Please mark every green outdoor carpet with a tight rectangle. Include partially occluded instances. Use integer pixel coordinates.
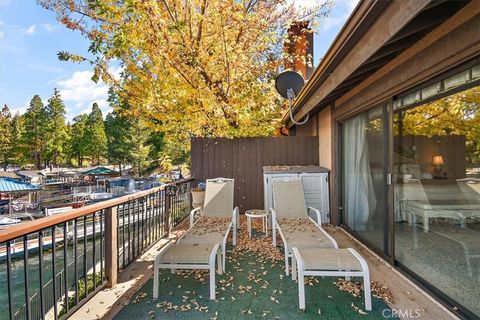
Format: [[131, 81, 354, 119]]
[[114, 232, 396, 320]]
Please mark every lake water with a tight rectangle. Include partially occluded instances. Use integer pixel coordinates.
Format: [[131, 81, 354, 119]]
[[0, 238, 102, 320]]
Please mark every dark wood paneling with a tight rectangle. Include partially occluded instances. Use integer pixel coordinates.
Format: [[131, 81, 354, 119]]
[[191, 137, 319, 212]]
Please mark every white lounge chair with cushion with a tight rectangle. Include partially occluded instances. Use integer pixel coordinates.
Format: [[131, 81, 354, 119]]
[[291, 247, 372, 311], [270, 179, 338, 275], [182, 178, 238, 272], [152, 178, 237, 299], [153, 242, 221, 300]]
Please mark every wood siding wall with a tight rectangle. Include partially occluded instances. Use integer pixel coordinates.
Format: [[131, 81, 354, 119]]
[[191, 137, 319, 212]]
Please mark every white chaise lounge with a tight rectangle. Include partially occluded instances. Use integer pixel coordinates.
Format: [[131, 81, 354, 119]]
[[182, 178, 238, 272], [270, 179, 338, 275], [152, 178, 237, 299]]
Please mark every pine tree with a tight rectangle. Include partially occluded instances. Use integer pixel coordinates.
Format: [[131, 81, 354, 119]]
[[146, 125, 166, 173], [71, 114, 89, 166], [64, 122, 73, 165], [84, 103, 107, 164], [127, 117, 150, 176], [23, 95, 49, 169], [0, 105, 12, 170], [9, 112, 26, 167], [45, 88, 69, 167], [105, 111, 130, 173]]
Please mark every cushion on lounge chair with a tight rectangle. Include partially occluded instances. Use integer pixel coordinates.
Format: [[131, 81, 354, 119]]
[[278, 218, 335, 249], [182, 217, 231, 244], [283, 233, 335, 249], [159, 244, 215, 264], [272, 180, 307, 219], [278, 218, 319, 232], [203, 178, 234, 218], [190, 217, 232, 234], [181, 232, 225, 245], [298, 248, 362, 271]]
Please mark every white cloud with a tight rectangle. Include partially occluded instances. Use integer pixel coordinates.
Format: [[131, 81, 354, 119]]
[[57, 70, 108, 100], [42, 23, 57, 33], [56, 70, 112, 119], [9, 101, 29, 117], [46, 74, 69, 86], [111, 65, 123, 80], [11, 67, 121, 120], [24, 24, 36, 35]]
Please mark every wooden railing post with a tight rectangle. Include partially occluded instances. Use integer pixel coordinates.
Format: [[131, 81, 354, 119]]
[[105, 206, 118, 287]]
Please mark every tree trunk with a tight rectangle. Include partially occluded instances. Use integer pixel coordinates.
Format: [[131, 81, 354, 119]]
[[35, 153, 41, 170]]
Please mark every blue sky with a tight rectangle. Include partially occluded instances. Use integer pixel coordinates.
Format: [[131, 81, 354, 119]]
[[0, 0, 357, 121]]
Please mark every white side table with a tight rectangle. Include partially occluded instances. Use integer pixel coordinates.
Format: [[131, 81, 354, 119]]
[[245, 209, 269, 238]]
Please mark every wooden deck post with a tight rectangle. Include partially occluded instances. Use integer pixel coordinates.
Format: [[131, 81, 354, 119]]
[[105, 206, 118, 287]]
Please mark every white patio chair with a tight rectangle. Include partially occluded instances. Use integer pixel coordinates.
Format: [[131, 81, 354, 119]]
[[270, 179, 338, 275], [180, 178, 238, 272], [291, 247, 372, 311]]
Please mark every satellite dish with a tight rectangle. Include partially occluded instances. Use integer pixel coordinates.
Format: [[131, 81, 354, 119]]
[[275, 71, 305, 99], [275, 71, 309, 125]]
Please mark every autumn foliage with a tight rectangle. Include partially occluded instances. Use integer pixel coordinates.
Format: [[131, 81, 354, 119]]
[[39, 0, 332, 147]]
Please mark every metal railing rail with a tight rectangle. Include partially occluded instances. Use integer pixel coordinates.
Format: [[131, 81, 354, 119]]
[[0, 178, 193, 320]]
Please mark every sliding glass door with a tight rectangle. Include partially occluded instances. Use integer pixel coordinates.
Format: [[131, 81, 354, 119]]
[[393, 83, 480, 317], [342, 105, 388, 254], [341, 64, 480, 318]]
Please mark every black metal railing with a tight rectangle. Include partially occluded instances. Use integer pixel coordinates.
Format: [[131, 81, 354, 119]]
[[117, 180, 192, 269], [1, 211, 106, 320], [0, 178, 193, 320]]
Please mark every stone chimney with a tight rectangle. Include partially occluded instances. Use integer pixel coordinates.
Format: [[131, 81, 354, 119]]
[[284, 21, 314, 80]]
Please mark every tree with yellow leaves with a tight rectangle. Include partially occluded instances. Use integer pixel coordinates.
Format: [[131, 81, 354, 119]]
[[39, 0, 332, 151]]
